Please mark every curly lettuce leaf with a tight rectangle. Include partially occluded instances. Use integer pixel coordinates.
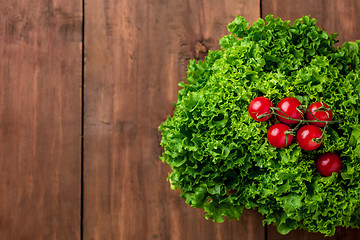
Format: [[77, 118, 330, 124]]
[[159, 15, 360, 236]]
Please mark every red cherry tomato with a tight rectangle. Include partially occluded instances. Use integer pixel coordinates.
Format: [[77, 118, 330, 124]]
[[306, 102, 333, 127], [276, 97, 304, 124], [316, 153, 341, 176], [248, 97, 273, 122], [296, 125, 323, 151], [267, 123, 293, 148]]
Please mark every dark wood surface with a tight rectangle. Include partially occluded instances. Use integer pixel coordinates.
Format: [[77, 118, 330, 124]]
[[83, 0, 262, 240], [262, 0, 360, 44], [1, 0, 360, 239], [0, 0, 82, 239], [263, 1, 360, 239]]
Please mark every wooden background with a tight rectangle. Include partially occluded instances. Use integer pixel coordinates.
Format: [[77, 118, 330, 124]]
[[0, 0, 359, 239]]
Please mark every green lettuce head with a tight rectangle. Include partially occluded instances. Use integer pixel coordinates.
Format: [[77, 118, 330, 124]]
[[159, 15, 360, 236]]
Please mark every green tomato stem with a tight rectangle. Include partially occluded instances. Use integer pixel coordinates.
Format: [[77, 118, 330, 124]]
[[314, 124, 327, 143], [269, 107, 341, 124]]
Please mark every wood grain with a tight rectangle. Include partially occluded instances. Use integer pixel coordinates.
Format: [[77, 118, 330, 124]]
[[262, 0, 360, 239], [0, 0, 82, 239], [83, 0, 262, 239], [262, 0, 360, 44]]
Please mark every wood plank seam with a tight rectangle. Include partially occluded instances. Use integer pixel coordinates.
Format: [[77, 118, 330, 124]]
[[81, 0, 85, 239]]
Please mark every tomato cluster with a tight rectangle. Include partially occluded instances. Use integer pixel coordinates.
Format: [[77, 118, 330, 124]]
[[248, 96, 341, 176]]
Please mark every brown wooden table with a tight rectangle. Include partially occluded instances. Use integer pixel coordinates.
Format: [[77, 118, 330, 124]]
[[0, 0, 359, 239]]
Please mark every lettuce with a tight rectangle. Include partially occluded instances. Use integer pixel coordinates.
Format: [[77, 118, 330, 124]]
[[159, 15, 360, 236]]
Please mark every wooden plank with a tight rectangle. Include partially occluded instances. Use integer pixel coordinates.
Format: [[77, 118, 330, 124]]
[[262, 0, 360, 43], [262, 0, 360, 239], [83, 1, 263, 239], [0, 1, 82, 239]]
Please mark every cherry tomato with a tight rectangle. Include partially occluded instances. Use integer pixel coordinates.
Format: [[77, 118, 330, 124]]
[[306, 102, 333, 127], [248, 97, 273, 122], [267, 123, 293, 148], [316, 153, 341, 176], [296, 125, 323, 151], [276, 97, 304, 124]]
